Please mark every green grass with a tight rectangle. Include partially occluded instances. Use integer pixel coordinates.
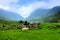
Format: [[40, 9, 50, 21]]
[[0, 29, 60, 40], [0, 20, 60, 40]]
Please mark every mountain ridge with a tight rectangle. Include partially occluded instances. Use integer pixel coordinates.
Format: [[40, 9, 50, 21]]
[[0, 9, 24, 21], [26, 6, 60, 23]]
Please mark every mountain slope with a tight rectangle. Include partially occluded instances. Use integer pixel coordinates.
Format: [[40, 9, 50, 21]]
[[0, 9, 24, 21], [44, 6, 60, 23], [27, 6, 60, 23], [26, 9, 50, 21]]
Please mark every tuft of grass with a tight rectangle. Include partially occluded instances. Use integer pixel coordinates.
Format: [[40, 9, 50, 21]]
[[0, 29, 60, 40]]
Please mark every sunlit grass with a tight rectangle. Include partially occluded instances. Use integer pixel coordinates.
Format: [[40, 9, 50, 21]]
[[0, 29, 60, 40], [0, 23, 60, 40]]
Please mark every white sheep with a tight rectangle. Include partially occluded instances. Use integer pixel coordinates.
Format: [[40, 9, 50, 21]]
[[22, 27, 29, 31]]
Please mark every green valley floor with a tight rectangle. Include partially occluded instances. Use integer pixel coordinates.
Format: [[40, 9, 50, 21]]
[[0, 29, 60, 40]]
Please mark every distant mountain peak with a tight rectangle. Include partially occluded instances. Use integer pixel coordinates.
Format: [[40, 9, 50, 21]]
[[27, 6, 60, 23], [0, 9, 24, 21]]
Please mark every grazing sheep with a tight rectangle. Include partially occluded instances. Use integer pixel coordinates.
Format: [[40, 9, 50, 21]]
[[22, 27, 29, 31]]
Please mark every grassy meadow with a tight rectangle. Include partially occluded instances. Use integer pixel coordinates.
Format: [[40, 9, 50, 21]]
[[0, 21, 60, 40], [0, 28, 60, 40]]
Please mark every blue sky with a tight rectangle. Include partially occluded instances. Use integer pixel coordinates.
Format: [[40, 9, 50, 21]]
[[0, 0, 60, 18]]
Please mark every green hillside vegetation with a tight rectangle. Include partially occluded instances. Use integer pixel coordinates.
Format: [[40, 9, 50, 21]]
[[0, 23, 60, 40], [0, 20, 60, 40], [44, 11, 60, 23], [0, 29, 60, 40], [29, 10, 60, 23], [27, 6, 60, 23], [0, 20, 21, 30]]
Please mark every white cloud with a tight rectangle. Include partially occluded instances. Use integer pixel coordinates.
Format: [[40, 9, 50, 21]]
[[17, 1, 48, 18], [46, 0, 60, 8], [0, 0, 60, 18], [0, 0, 19, 10], [17, 5, 33, 18], [0, 5, 9, 10]]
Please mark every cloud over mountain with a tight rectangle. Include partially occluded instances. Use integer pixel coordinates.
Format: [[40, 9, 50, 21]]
[[0, 0, 60, 18]]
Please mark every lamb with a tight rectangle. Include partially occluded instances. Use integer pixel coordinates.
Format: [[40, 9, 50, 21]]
[[22, 27, 29, 31]]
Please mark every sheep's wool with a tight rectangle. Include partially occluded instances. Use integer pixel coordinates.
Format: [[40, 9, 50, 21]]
[[22, 28, 29, 31]]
